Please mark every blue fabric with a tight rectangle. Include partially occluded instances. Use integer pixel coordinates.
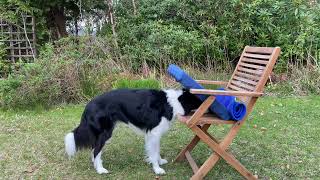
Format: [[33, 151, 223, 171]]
[[167, 64, 246, 121]]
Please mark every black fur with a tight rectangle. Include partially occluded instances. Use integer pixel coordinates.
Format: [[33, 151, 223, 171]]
[[70, 88, 202, 158]]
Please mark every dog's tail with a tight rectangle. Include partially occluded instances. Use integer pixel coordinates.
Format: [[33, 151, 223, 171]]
[[64, 121, 96, 158], [64, 132, 77, 157]]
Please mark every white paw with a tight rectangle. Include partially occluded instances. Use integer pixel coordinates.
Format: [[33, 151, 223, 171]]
[[159, 159, 168, 165], [154, 167, 166, 175], [96, 167, 109, 174]]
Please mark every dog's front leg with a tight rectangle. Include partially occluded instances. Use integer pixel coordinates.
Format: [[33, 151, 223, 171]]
[[145, 134, 166, 175]]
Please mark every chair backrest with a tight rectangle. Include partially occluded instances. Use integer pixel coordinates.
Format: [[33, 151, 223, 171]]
[[226, 46, 281, 104]]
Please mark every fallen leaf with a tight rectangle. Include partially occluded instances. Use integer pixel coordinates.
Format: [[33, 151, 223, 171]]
[[24, 165, 38, 174]]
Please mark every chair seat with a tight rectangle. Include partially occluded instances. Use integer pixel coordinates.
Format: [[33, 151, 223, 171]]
[[178, 113, 237, 125]]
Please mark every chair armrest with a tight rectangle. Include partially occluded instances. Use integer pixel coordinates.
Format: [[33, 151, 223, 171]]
[[195, 80, 228, 86], [190, 89, 263, 97]]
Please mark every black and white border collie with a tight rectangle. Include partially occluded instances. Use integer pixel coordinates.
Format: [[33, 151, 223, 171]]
[[64, 88, 201, 175]]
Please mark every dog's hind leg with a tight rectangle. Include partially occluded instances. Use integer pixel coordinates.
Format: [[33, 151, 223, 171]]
[[93, 130, 112, 174]]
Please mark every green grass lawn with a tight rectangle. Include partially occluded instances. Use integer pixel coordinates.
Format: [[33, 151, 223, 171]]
[[1, 96, 320, 179]]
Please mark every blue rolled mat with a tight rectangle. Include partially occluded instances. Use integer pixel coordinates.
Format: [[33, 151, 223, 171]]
[[167, 64, 246, 121]]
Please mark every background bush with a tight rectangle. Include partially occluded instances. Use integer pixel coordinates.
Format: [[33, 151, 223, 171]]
[[1, 0, 320, 109], [0, 37, 122, 108], [104, 0, 320, 72]]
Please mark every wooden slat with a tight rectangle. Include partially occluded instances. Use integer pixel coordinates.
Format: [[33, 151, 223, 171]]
[[179, 114, 236, 125], [196, 80, 229, 86], [197, 119, 236, 125], [233, 75, 258, 86], [245, 46, 274, 54], [239, 62, 265, 70], [190, 89, 263, 97], [234, 71, 261, 81], [5, 47, 34, 50], [242, 57, 269, 65], [230, 80, 255, 91], [227, 84, 244, 91], [0, 39, 34, 42], [238, 66, 263, 75], [1, 32, 33, 34], [254, 47, 281, 92], [6, 55, 34, 57], [185, 151, 199, 174], [243, 53, 271, 60]]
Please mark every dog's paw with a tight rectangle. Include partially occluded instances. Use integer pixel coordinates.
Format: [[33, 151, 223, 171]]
[[159, 158, 168, 165], [154, 167, 166, 175], [96, 167, 109, 174]]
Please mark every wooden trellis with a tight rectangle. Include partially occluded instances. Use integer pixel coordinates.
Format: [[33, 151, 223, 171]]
[[0, 15, 36, 62]]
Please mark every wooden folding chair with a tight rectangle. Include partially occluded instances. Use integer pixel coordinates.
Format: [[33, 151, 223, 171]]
[[174, 46, 281, 180]]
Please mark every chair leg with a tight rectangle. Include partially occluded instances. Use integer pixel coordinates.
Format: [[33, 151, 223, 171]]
[[199, 104, 258, 176], [190, 133, 221, 180], [193, 122, 244, 177], [191, 153, 219, 180], [174, 124, 211, 162], [191, 126, 257, 180]]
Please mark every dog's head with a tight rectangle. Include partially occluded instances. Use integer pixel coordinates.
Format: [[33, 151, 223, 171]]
[[178, 88, 203, 115]]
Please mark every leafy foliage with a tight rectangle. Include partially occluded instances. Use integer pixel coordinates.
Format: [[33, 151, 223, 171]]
[[1, 0, 320, 108], [101, 0, 320, 72], [0, 36, 121, 108]]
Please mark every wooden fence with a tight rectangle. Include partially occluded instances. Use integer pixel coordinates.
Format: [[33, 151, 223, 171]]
[[0, 15, 36, 62]]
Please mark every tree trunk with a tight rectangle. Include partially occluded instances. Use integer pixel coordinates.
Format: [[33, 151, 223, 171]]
[[132, 0, 137, 16], [47, 6, 68, 39], [74, 18, 78, 36], [107, 0, 118, 48]]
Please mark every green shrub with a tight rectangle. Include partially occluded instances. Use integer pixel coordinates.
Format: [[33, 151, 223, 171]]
[[0, 36, 122, 109], [112, 78, 161, 89], [116, 21, 204, 71], [100, 0, 320, 72], [0, 76, 22, 106]]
